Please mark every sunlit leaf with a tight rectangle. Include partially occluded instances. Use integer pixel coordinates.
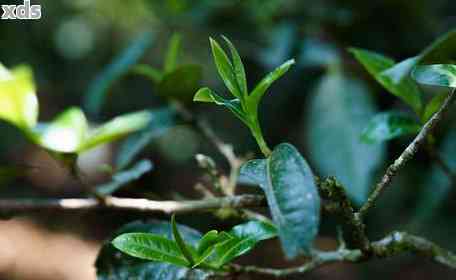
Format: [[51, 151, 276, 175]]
[[0, 64, 38, 131], [239, 143, 320, 258], [361, 112, 420, 143], [95, 159, 153, 195]]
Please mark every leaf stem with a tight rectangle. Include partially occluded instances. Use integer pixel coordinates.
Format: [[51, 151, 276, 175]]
[[250, 119, 271, 157]]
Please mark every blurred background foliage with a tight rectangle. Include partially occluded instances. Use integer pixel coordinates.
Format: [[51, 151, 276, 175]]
[[1, 0, 456, 279]]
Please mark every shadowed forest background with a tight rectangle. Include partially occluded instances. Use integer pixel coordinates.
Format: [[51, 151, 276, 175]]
[[0, 0, 456, 279]]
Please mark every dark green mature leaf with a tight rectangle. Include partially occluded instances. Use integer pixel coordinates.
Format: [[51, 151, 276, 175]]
[[97, 220, 208, 280], [112, 233, 189, 267], [247, 59, 295, 114], [84, 32, 154, 117], [239, 143, 320, 258], [194, 88, 249, 125], [116, 108, 175, 169], [222, 36, 248, 95], [304, 71, 385, 204], [412, 64, 456, 88], [209, 38, 242, 99], [171, 215, 195, 266], [361, 112, 420, 143], [158, 65, 202, 103], [164, 33, 182, 74], [350, 48, 422, 113], [96, 159, 153, 195], [381, 29, 456, 85]]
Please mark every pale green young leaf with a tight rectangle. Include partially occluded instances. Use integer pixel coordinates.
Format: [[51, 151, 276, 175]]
[[209, 38, 242, 99], [112, 233, 189, 267], [222, 36, 248, 95], [0, 64, 38, 131], [171, 215, 195, 267]]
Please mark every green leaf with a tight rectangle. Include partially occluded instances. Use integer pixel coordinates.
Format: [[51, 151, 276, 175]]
[[304, 71, 385, 204], [422, 93, 448, 122], [112, 233, 189, 267], [248, 59, 295, 114], [349, 48, 422, 113], [193, 230, 220, 268], [84, 32, 154, 117], [0, 64, 38, 131], [79, 110, 151, 152], [193, 88, 249, 126], [209, 38, 242, 99], [97, 220, 208, 280], [222, 36, 248, 95], [382, 29, 456, 84], [171, 215, 195, 266], [35, 107, 88, 153], [158, 65, 202, 103], [239, 143, 320, 258], [95, 159, 153, 196], [164, 33, 182, 74], [412, 64, 456, 88], [116, 108, 175, 170], [361, 112, 421, 143], [132, 64, 163, 83]]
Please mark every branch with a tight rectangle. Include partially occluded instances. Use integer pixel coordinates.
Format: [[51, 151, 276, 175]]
[[227, 231, 456, 277], [358, 89, 456, 218]]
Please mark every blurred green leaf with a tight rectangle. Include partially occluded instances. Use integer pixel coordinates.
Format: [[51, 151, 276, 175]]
[[116, 108, 175, 170], [158, 65, 202, 103], [361, 112, 420, 143], [350, 48, 422, 114], [305, 71, 385, 204], [239, 143, 320, 258], [95, 159, 153, 196], [0, 64, 38, 131], [164, 33, 182, 74], [132, 64, 163, 83], [84, 32, 154, 117], [171, 215, 195, 267], [422, 93, 449, 122], [35, 107, 88, 153], [194, 88, 249, 125], [112, 233, 190, 267], [412, 64, 456, 88], [80, 110, 151, 152], [381, 29, 456, 85], [100, 220, 208, 280], [209, 37, 243, 99]]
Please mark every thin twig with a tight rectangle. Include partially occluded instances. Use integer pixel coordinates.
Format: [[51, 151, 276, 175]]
[[358, 89, 456, 218]]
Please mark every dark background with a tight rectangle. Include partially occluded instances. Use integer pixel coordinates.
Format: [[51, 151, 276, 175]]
[[0, 0, 455, 279]]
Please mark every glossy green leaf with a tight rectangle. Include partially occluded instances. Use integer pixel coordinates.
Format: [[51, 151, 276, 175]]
[[248, 59, 295, 113], [412, 64, 456, 88], [422, 93, 448, 122], [158, 65, 202, 103], [96, 159, 153, 195], [171, 215, 195, 266], [194, 88, 249, 125], [349, 48, 422, 113], [132, 64, 163, 83], [0, 64, 38, 131], [361, 112, 420, 143], [35, 107, 88, 153], [84, 32, 154, 117], [304, 71, 385, 204], [209, 38, 242, 99], [193, 230, 219, 268], [112, 233, 189, 267], [116, 108, 175, 169], [239, 143, 320, 258], [381, 29, 456, 84], [80, 110, 151, 152], [98, 220, 208, 280], [222, 36, 248, 95], [164, 33, 182, 73]]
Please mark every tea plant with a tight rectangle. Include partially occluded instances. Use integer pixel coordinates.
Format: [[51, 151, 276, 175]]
[[1, 31, 456, 280]]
